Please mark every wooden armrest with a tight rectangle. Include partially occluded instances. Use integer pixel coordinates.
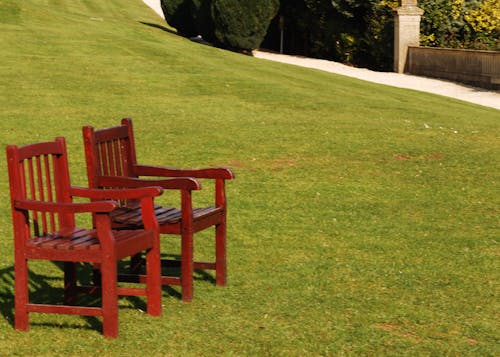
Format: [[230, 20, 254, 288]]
[[70, 186, 164, 200], [71, 186, 161, 232], [134, 165, 235, 180], [93, 176, 201, 191], [14, 199, 116, 214]]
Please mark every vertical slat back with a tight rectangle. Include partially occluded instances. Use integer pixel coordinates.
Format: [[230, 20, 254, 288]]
[[25, 153, 57, 236], [121, 118, 138, 169], [113, 138, 124, 176], [83, 122, 137, 208], [96, 138, 126, 177], [98, 141, 110, 176], [25, 157, 39, 235], [44, 154, 57, 230], [6, 139, 72, 238], [87, 122, 136, 180]]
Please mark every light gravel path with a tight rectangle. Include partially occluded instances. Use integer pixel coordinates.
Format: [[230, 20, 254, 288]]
[[143, 0, 499, 110]]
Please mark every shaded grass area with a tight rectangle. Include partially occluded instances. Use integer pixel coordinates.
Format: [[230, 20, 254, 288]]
[[0, 0, 499, 355]]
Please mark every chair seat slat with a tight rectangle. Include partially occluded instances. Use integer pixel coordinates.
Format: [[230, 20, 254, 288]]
[[26, 228, 152, 252], [110, 205, 221, 227]]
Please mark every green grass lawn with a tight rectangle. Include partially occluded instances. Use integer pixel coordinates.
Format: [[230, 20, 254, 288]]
[[1, 0, 499, 355]]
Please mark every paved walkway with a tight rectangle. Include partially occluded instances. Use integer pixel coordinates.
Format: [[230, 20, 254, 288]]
[[142, 0, 499, 110]]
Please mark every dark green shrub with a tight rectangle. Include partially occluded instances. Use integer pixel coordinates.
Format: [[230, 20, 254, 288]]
[[160, 0, 198, 36], [211, 0, 280, 51], [160, 0, 213, 37], [355, 2, 395, 71], [266, 0, 383, 66], [161, 0, 277, 51], [190, 0, 215, 40]]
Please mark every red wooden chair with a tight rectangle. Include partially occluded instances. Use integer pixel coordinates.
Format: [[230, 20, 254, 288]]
[[6, 137, 163, 338], [82, 118, 234, 302]]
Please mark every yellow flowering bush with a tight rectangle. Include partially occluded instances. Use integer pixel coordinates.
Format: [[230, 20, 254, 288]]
[[465, 0, 500, 33], [419, 0, 499, 50]]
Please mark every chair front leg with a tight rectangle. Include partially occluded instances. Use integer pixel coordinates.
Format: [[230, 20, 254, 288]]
[[14, 257, 29, 331], [145, 245, 162, 316], [181, 189, 194, 303], [215, 221, 227, 286], [100, 256, 118, 338], [96, 215, 119, 338], [215, 178, 228, 286]]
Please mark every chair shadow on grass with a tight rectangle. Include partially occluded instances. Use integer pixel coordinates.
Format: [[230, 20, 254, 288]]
[[49, 252, 217, 301], [119, 253, 217, 300], [0, 266, 15, 325], [0, 254, 216, 331], [139, 22, 177, 35], [0, 264, 101, 332], [161, 253, 216, 280]]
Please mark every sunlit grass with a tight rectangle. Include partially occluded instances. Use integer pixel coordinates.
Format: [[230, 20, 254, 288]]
[[0, 0, 498, 355]]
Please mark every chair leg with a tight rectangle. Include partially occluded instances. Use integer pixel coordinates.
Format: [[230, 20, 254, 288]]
[[215, 223, 227, 286], [181, 230, 194, 302], [145, 245, 162, 316], [100, 259, 118, 338], [14, 257, 29, 331], [63, 262, 78, 305]]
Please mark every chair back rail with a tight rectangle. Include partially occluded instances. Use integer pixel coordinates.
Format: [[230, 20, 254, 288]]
[[7, 138, 73, 239], [84, 119, 138, 188]]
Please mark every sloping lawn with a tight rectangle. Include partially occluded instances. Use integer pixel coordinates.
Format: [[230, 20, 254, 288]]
[[0, 0, 498, 355]]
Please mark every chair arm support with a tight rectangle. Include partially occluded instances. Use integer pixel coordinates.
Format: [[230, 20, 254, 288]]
[[70, 185, 164, 200], [14, 199, 117, 214], [134, 165, 235, 180], [93, 175, 201, 191]]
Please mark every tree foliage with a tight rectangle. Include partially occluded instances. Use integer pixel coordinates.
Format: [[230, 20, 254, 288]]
[[265, 0, 396, 70], [263, 0, 498, 70], [419, 0, 499, 50], [160, 0, 279, 51]]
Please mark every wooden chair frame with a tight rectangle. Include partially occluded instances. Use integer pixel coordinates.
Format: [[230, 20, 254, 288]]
[[7, 137, 163, 338], [82, 118, 234, 301]]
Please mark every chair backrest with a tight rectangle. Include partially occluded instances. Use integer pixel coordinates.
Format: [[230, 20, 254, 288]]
[[83, 118, 138, 189], [6, 137, 75, 238]]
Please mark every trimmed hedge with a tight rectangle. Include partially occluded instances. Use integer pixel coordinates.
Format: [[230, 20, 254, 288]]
[[211, 0, 279, 51], [160, 0, 197, 36], [191, 0, 214, 41], [160, 0, 279, 51]]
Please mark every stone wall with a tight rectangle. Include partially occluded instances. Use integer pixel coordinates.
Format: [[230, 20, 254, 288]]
[[406, 47, 500, 90]]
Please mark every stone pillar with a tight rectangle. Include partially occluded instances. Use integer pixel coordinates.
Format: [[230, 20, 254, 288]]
[[394, 0, 424, 73]]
